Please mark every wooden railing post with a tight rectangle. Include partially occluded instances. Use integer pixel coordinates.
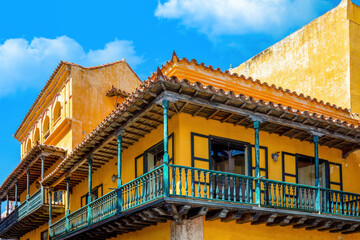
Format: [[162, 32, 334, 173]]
[[314, 135, 321, 212], [0, 201, 2, 221], [66, 177, 70, 233], [162, 100, 170, 198], [48, 188, 52, 238], [116, 130, 124, 213], [26, 168, 30, 199], [87, 156, 93, 225], [254, 121, 261, 205]]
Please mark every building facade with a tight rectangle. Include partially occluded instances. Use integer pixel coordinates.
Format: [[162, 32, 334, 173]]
[[1, 1, 360, 239]]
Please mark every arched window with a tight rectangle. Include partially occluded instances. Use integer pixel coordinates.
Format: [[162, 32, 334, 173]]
[[26, 139, 32, 153], [43, 116, 50, 139], [34, 128, 40, 144], [53, 102, 61, 123]]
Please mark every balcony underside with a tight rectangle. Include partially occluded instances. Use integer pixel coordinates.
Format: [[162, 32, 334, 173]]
[[55, 197, 360, 240], [0, 205, 64, 239]]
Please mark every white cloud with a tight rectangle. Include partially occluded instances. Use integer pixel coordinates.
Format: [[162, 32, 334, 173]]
[[0, 36, 143, 96], [155, 0, 331, 36]]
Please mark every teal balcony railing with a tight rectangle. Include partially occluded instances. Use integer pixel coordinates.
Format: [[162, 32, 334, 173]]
[[49, 164, 360, 239], [0, 188, 65, 238], [50, 165, 164, 239]]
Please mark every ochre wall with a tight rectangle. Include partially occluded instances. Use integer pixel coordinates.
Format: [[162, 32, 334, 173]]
[[71, 61, 141, 149], [232, 0, 353, 112]]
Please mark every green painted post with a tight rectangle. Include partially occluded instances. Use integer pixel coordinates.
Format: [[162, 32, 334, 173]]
[[314, 135, 321, 211], [116, 131, 124, 214], [117, 134, 123, 188], [26, 169, 29, 199], [48, 189, 52, 238], [41, 155, 45, 205], [254, 121, 261, 205], [163, 100, 170, 197], [66, 177, 70, 233], [87, 156, 93, 225]]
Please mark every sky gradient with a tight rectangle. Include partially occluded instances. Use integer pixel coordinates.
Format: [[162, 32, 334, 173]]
[[0, 0, 355, 205]]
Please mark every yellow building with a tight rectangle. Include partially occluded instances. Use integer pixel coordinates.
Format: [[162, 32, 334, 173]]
[[1, 1, 360, 239]]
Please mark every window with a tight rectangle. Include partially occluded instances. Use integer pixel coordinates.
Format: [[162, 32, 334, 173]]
[[43, 116, 50, 139], [81, 184, 103, 207], [297, 155, 326, 187], [34, 128, 40, 144], [53, 102, 61, 123], [135, 134, 174, 177], [41, 230, 48, 240], [210, 137, 249, 175]]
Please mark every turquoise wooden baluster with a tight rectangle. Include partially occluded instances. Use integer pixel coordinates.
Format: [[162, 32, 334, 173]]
[[352, 195, 355, 216], [306, 188, 310, 210], [268, 182, 272, 206], [179, 168, 182, 196], [191, 169, 195, 197], [249, 179, 253, 203], [356, 196, 359, 216], [292, 185, 296, 209], [282, 184, 286, 208], [239, 178, 243, 203], [273, 183, 277, 206], [185, 168, 188, 196], [310, 189, 314, 210], [263, 181, 267, 205], [216, 175, 219, 199], [300, 188, 305, 210], [222, 175, 225, 200], [228, 176, 231, 201], [210, 173, 213, 199], [233, 177, 237, 202], [344, 194, 348, 215], [340, 193, 343, 214], [278, 183, 281, 207], [204, 172, 207, 198], [198, 170, 201, 198], [172, 167, 176, 195], [287, 185, 291, 208]]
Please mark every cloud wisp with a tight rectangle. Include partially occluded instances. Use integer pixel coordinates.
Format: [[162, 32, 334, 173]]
[[155, 0, 331, 37], [0, 36, 143, 96]]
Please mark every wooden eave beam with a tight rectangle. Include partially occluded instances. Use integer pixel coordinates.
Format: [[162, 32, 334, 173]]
[[160, 91, 360, 146]]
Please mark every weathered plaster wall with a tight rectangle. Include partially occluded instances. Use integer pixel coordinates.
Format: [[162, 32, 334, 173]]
[[71, 61, 141, 149], [232, 0, 353, 112]]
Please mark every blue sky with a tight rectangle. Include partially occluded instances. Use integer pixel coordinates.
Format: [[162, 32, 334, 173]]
[[0, 0, 354, 203]]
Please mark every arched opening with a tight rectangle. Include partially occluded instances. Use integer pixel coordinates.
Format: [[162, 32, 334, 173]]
[[43, 116, 50, 139], [26, 139, 32, 153], [34, 128, 40, 144], [53, 102, 61, 123]]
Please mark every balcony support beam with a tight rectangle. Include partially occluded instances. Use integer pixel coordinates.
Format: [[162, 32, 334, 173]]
[[87, 155, 93, 225], [163, 100, 170, 198], [116, 131, 125, 188], [254, 120, 261, 205], [66, 177, 70, 233], [314, 134, 321, 211], [26, 168, 29, 199], [48, 188, 52, 238]]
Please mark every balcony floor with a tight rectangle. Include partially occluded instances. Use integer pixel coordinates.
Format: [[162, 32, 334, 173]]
[[0, 204, 64, 239], [54, 196, 360, 240]]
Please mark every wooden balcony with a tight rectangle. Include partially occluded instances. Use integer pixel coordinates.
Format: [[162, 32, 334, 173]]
[[0, 188, 65, 239], [49, 164, 360, 239]]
